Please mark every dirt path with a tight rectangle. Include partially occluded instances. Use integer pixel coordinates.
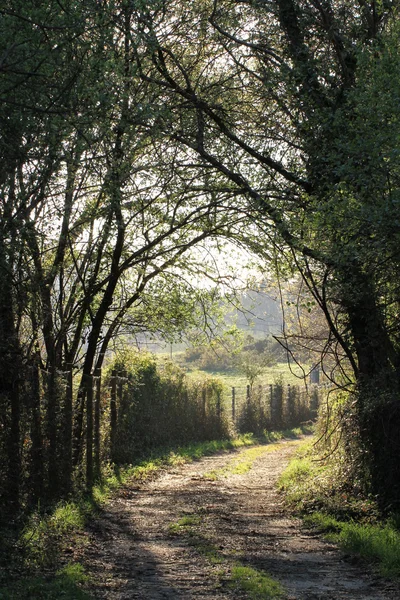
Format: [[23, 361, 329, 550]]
[[84, 438, 399, 599]]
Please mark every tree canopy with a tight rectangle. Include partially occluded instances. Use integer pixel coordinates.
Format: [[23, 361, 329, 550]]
[[1, 0, 400, 510]]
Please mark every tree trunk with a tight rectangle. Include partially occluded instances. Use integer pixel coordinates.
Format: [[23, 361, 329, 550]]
[[61, 364, 73, 496], [29, 355, 43, 504], [94, 368, 101, 481], [344, 267, 400, 510], [46, 367, 59, 500], [0, 239, 21, 515], [86, 373, 93, 492]]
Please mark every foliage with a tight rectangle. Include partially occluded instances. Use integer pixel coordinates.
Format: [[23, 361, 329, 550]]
[[279, 441, 400, 578], [105, 349, 229, 462], [234, 350, 277, 390], [183, 343, 235, 371], [278, 430, 376, 521], [182, 333, 279, 378], [130, 0, 400, 508]]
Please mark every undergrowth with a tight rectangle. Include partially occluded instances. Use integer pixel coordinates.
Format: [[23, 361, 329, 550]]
[[278, 438, 400, 578], [0, 564, 91, 600]]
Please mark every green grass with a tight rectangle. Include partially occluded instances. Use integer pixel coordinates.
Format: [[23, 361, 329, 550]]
[[303, 512, 343, 534], [204, 443, 284, 480], [0, 563, 92, 600], [304, 513, 400, 577], [168, 514, 223, 564], [230, 564, 285, 599], [278, 438, 400, 578], [339, 521, 400, 576], [277, 455, 315, 506], [185, 362, 310, 388], [168, 515, 285, 591], [20, 501, 91, 568], [168, 514, 202, 534], [188, 535, 224, 564]]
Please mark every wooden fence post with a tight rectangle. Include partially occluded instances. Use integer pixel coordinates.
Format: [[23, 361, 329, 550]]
[[94, 368, 101, 480], [232, 387, 236, 422], [310, 366, 320, 384], [46, 366, 58, 499], [117, 371, 123, 407], [110, 370, 117, 462], [310, 385, 319, 417], [216, 389, 221, 422], [86, 373, 93, 491], [202, 387, 207, 417], [271, 383, 281, 428], [287, 384, 294, 425], [269, 384, 273, 418]]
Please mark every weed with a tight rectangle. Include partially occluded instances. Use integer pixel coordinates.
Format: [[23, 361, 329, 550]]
[[230, 564, 285, 599], [303, 512, 343, 534], [21, 502, 91, 568], [305, 517, 400, 577], [190, 537, 224, 564], [177, 514, 202, 527], [168, 514, 201, 534]]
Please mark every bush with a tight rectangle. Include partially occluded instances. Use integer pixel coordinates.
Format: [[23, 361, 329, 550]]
[[183, 343, 234, 371], [104, 349, 230, 463]]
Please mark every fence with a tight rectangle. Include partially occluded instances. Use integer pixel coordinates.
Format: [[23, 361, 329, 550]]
[[3, 363, 323, 513], [227, 383, 320, 433], [77, 368, 228, 489], [61, 370, 322, 491]]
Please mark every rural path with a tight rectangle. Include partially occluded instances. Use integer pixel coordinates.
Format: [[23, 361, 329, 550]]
[[84, 438, 400, 599]]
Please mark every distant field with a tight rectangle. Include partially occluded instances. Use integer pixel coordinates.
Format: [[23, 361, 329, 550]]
[[155, 350, 312, 390], [183, 363, 310, 389]]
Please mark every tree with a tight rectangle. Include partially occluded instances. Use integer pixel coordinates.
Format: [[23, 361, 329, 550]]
[[2, 0, 400, 511], [236, 349, 276, 390], [132, 0, 400, 508], [0, 0, 258, 507]]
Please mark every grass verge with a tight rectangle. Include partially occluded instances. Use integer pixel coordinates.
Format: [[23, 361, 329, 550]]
[[278, 438, 400, 578], [0, 563, 91, 600]]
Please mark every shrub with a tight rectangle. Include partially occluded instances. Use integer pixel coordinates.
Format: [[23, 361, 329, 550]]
[[104, 349, 230, 463]]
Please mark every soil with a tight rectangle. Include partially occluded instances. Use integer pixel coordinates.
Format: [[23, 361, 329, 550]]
[[83, 438, 400, 599]]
